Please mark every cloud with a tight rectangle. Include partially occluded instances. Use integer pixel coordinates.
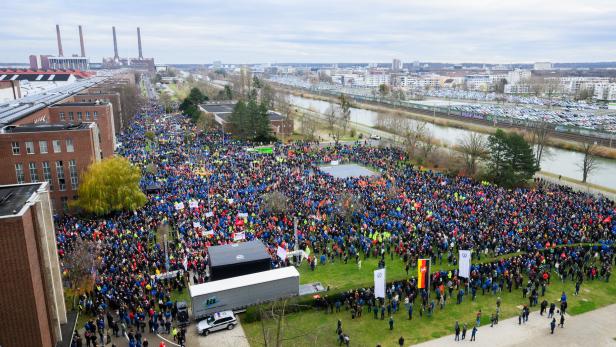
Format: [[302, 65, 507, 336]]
[[2, 0, 616, 64]]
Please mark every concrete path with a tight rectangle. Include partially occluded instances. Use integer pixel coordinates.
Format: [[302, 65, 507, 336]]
[[413, 304, 616, 347], [186, 316, 250, 347]]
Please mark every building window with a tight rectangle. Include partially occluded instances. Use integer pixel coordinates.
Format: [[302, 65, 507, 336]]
[[15, 163, 25, 184], [66, 139, 74, 152], [77, 112, 82, 121], [39, 140, 48, 154], [93, 111, 98, 120], [86, 111, 90, 120], [25, 141, 35, 154], [53, 140, 61, 153], [11, 141, 20, 155], [69, 159, 78, 189], [59, 112, 65, 121], [61, 197, 69, 211], [29, 162, 38, 182], [56, 160, 66, 191], [42, 161, 52, 191], [69, 112, 74, 121]]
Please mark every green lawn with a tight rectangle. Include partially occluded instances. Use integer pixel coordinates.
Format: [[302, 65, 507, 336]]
[[242, 247, 616, 347]]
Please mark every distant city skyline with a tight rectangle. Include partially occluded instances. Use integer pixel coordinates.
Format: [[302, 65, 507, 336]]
[[2, 0, 616, 64]]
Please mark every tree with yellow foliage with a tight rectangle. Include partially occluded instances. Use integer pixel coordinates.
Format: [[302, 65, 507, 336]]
[[72, 157, 146, 215]]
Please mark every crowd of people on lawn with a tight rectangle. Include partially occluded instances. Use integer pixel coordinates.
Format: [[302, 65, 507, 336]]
[[62, 101, 615, 346]]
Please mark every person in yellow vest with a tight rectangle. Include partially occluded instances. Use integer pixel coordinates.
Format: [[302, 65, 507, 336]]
[[172, 326, 178, 342]]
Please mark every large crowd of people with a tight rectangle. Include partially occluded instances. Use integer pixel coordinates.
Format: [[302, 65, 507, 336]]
[[62, 101, 615, 346]]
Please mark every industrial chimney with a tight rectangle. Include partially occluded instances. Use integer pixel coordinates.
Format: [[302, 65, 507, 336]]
[[112, 26, 119, 60], [137, 27, 143, 59], [56, 24, 64, 57], [78, 25, 86, 57]]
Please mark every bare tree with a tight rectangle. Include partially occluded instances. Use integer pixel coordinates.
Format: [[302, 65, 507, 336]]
[[302, 115, 318, 141], [457, 132, 488, 176], [256, 300, 311, 347], [339, 94, 352, 134], [335, 192, 364, 223], [419, 128, 436, 159], [402, 121, 428, 158], [261, 191, 289, 215], [325, 105, 337, 130], [578, 141, 600, 183], [529, 76, 545, 97], [62, 237, 97, 309], [530, 119, 552, 167], [274, 91, 292, 118]]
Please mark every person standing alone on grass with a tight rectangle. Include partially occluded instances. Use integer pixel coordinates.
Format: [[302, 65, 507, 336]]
[[389, 316, 394, 330], [455, 321, 460, 341], [398, 336, 405, 346]]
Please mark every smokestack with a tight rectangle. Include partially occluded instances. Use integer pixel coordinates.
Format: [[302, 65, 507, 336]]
[[78, 25, 86, 57], [112, 26, 119, 60], [56, 24, 64, 57], [137, 27, 143, 59]]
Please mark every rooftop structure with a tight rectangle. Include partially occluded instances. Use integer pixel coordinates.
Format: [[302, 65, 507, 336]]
[[1, 122, 91, 133], [0, 76, 106, 126]]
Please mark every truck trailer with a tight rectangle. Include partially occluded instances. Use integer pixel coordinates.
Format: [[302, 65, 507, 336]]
[[189, 266, 300, 320]]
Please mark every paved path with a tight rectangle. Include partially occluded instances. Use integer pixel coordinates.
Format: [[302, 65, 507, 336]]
[[413, 304, 616, 347], [186, 316, 250, 347]]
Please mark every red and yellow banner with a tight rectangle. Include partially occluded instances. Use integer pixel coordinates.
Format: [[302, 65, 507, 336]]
[[417, 258, 430, 289]]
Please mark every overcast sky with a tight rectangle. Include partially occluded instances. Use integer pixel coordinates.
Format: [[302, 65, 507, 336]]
[[3, 0, 616, 64]]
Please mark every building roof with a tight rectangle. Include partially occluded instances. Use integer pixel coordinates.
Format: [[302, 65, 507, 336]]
[[50, 102, 108, 107], [0, 183, 43, 217], [0, 74, 74, 82], [267, 111, 286, 121], [1, 122, 92, 134], [189, 267, 299, 297], [201, 102, 287, 123], [208, 240, 270, 267], [0, 68, 93, 78], [200, 103, 235, 114], [216, 111, 286, 123], [0, 76, 107, 126]]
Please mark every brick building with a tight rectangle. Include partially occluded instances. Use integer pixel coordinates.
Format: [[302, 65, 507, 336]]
[[0, 182, 67, 347], [73, 91, 123, 134], [48, 101, 116, 158], [0, 122, 101, 212]]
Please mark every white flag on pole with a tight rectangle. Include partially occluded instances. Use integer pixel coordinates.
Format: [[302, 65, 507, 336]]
[[374, 268, 386, 298], [459, 250, 471, 278], [234, 232, 245, 241], [277, 246, 287, 260]]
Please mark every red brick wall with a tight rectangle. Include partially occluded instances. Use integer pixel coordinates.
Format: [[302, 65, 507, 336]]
[[73, 93, 122, 134], [0, 128, 98, 211], [48, 103, 115, 158], [0, 211, 54, 347]]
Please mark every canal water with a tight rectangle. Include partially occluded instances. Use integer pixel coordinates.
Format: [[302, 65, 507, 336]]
[[289, 95, 616, 189]]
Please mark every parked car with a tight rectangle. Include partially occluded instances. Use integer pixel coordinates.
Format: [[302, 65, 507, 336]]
[[177, 301, 189, 328], [370, 134, 381, 140], [197, 311, 237, 336]]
